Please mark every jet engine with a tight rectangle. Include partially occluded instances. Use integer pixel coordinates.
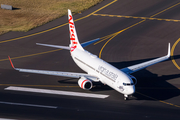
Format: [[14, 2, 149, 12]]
[[78, 77, 93, 90], [130, 75, 137, 85]]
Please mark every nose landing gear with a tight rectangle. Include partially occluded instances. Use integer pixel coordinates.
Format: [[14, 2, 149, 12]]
[[124, 94, 128, 100], [124, 94, 133, 100]]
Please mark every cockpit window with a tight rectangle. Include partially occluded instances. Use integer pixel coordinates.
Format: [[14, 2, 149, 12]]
[[123, 83, 134, 86]]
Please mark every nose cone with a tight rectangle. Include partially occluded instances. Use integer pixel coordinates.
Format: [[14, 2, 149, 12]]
[[126, 86, 135, 95]]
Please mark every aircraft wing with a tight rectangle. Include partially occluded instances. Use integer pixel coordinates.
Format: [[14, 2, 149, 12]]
[[8, 57, 99, 82], [121, 43, 170, 74]]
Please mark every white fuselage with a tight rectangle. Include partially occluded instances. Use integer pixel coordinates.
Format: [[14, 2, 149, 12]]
[[71, 48, 135, 96]]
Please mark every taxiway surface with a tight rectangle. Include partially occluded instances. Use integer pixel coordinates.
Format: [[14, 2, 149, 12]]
[[0, 0, 180, 119]]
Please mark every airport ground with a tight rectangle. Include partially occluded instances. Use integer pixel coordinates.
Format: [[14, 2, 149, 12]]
[[0, 0, 180, 119]]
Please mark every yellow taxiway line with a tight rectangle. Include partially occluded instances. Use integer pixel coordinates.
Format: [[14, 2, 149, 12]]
[[0, 0, 179, 108], [93, 13, 180, 22], [0, 0, 118, 44]]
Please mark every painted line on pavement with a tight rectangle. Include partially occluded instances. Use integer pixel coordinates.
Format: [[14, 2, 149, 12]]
[[0, 49, 62, 62], [93, 13, 180, 22], [99, 19, 146, 58], [171, 38, 180, 70], [98, 1, 180, 59], [5, 86, 109, 99], [0, 0, 117, 44], [97, 1, 180, 109], [0, 101, 57, 109], [0, 84, 78, 88], [136, 91, 180, 108], [0, 118, 17, 120]]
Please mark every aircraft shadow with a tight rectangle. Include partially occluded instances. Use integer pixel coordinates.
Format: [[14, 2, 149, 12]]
[[58, 78, 78, 84], [109, 55, 180, 101], [58, 78, 112, 91], [58, 55, 180, 100]]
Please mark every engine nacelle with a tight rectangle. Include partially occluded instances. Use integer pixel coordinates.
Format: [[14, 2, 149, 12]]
[[130, 75, 137, 85], [78, 77, 93, 90]]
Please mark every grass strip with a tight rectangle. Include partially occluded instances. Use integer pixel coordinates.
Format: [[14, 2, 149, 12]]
[[0, 0, 103, 35]]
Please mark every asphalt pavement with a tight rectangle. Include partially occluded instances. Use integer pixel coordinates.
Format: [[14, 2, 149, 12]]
[[0, 0, 180, 119]]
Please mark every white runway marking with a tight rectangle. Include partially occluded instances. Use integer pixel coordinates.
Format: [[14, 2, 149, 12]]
[[5, 86, 109, 99], [0, 118, 16, 120], [0, 101, 57, 109]]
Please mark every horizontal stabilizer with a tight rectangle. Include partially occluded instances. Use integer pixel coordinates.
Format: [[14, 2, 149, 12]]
[[81, 38, 100, 47], [36, 38, 101, 50], [36, 43, 70, 50]]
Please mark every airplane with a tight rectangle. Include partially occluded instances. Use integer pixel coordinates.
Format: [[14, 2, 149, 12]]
[[8, 9, 171, 100]]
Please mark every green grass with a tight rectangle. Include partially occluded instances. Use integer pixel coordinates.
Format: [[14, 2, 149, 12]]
[[0, 0, 103, 35]]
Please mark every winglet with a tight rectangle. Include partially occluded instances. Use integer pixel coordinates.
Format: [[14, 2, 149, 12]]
[[167, 43, 171, 58], [8, 56, 15, 69]]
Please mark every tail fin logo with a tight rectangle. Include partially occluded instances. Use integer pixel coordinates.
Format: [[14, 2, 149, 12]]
[[69, 15, 77, 52]]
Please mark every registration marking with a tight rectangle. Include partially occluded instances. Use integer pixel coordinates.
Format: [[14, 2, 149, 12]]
[[5, 86, 109, 99]]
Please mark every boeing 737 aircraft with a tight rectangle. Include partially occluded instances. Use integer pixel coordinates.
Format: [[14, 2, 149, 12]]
[[9, 9, 170, 100]]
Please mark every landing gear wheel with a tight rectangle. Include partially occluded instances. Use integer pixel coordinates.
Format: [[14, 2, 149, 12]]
[[124, 97, 128, 100], [124, 95, 128, 101]]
